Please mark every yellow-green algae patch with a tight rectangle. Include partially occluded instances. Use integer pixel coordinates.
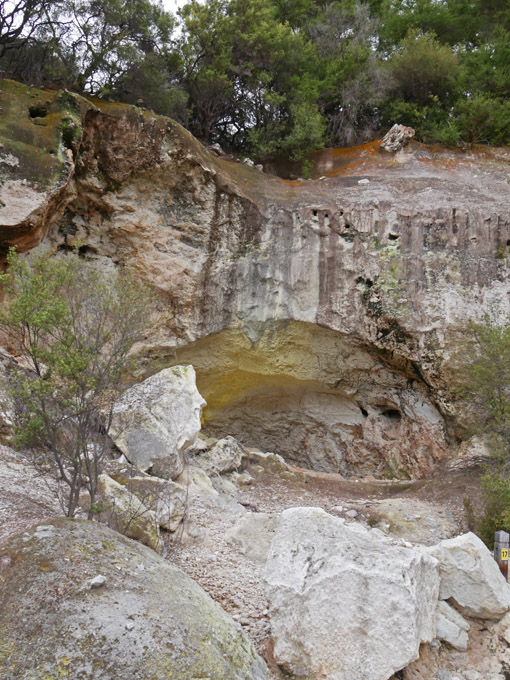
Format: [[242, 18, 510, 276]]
[[0, 80, 81, 189]]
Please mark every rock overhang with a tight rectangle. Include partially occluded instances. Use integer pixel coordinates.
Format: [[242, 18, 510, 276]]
[[3, 80, 510, 477]]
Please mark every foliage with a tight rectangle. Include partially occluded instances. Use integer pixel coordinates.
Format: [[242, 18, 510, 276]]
[[0, 249, 153, 518], [455, 94, 510, 147], [0, 0, 62, 58], [453, 319, 510, 449], [388, 30, 461, 107], [453, 318, 510, 546], [3, 0, 510, 158], [476, 470, 510, 548]]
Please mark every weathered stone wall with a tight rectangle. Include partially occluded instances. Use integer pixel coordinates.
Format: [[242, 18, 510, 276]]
[[3, 79, 510, 476]]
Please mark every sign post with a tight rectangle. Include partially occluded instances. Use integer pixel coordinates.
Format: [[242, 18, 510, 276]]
[[494, 530, 509, 581]]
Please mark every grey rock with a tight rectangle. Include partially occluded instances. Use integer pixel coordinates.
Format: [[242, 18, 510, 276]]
[[194, 436, 245, 476], [90, 474, 162, 553], [123, 476, 187, 532], [0, 519, 268, 680], [89, 574, 107, 588]]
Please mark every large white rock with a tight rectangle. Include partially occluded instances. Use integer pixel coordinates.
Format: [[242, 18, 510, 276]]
[[265, 507, 440, 680], [426, 532, 510, 620], [110, 365, 206, 479]]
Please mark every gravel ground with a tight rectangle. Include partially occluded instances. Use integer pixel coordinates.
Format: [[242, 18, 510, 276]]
[[1, 444, 484, 677]]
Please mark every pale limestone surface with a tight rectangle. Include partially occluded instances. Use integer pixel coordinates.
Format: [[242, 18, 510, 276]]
[[123, 476, 186, 532], [176, 464, 219, 495], [110, 365, 205, 480], [226, 512, 279, 565], [265, 507, 440, 680], [435, 600, 470, 651], [426, 532, 510, 620], [193, 435, 245, 475]]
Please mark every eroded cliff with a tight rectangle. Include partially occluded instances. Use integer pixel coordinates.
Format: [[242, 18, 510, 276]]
[[2, 78, 510, 477]]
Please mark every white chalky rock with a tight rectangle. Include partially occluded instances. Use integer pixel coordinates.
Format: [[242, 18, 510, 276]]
[[265, 507, 440, 680], [89, 574, 107, 588], [435, 600, 470, 651], [110, 366, 206, 480], [427, 532, 510, 620], [194, 436, 245, 475]]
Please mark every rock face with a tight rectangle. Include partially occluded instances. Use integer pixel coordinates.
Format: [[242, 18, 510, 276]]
[[109, 365, 205, 479], [435, 600, 470, 651], [0, 80, 80, 257], [0, 518, 268, 680], [427, 532, 510, 620], [5, 79, 510, 475], [264, 507, 440, 680]]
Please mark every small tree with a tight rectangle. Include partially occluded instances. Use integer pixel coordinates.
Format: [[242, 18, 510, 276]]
[[453, 318, 510, 453], [452, 316, 510, 545], [0, 249, 152, 518]]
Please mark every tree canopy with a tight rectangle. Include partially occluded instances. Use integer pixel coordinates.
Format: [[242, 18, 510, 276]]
[[2, 0, 510, 161]]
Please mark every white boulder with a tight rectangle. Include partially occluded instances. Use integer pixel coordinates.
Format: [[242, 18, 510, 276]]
[[94, 474, 162, 553], [110, 366, 206, 480], [194, 436, 245, 475], [427, 532, 510, 620], [265, 507, 440, 680], [435, 600, 470, 651]]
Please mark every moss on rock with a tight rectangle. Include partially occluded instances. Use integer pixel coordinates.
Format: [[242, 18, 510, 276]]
[[0, 518, 268, 680], [0, 80, 83, 189]]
